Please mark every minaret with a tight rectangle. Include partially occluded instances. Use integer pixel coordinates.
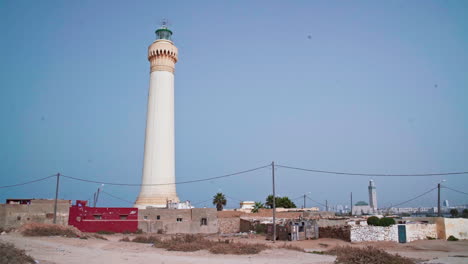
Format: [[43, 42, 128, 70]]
[[368, 180, 377, 211], [134, 24, 179, 209]]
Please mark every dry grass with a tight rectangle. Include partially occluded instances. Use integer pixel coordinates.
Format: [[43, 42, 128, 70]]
[[20, 223, 80, 238], [119, 237, 131, 242], [277, 243, 304, 252], [129, 234, 269, 255], [0, 241, 35, 264], [208, 241, 269, 255], [131, 235, 161, 244], [329, 246, 415, 264], [92, 234, 108, 240]]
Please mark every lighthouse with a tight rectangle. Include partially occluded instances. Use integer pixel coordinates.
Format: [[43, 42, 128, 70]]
[[134, 24, 179, 209]]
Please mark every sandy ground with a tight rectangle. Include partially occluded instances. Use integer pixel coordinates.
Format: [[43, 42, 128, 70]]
[[1, 232, 468, 264]]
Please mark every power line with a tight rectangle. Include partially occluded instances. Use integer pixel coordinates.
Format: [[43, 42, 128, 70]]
[[306, 195, 327, 207], [192, 198, 213, 206], [61, 164, 270, 186], [225, 194, 242, 202], [276, 164, 468, 177], [385, 187, 437, 209], [0, 175, 56, 189], [100, 191, 134, 205], [443, 186, 468, 196]]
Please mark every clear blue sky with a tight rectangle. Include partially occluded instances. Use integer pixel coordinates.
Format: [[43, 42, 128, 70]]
[[1, 0, 467, 209]]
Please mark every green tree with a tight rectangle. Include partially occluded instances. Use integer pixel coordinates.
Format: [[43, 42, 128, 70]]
[[251, 202, 264, 213], [212, 192, 226, 211], [367, 216, 380, 226], [450, 209, 459, 218], [265, 195, 296, 209], [378, 217, 396, 227]]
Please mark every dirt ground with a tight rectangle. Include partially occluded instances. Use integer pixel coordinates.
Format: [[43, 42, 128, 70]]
[[1, 232, 468, 264]]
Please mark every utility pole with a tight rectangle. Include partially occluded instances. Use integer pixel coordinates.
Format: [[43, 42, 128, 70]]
[[437, 183, 441, 217], [325, 200, 328, 212], [272, 161, 276, 243], [53, 173, 61, 224], [303, 194, 306, 209], [350, 192, 353, 216]]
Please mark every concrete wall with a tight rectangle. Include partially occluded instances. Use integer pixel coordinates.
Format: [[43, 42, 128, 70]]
[[316, 219, 348, 227], [138, 208, 218, 234], [0, 200, 70, 229], [444, 218, 468, 240], [406, 224, 437, 242]]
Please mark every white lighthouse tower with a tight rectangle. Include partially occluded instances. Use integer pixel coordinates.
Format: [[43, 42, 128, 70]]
[[134, 24, 179, 209], [368, 180, 377, 212]]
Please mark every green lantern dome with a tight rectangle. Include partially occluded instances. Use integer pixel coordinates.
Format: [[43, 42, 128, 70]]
[[155, 26, 173, 40]]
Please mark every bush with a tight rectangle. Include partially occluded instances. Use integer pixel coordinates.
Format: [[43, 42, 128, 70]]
[[129, 234, 270, 254], [119, 237, 131, 242], [447, 235, 459, 241], [131, 235, 161, 244], [0, 242, 35, 264], [21, 223, 80, 237], [209, 241, 268, 255], [367, 216, 380, 226], [378, 217, 396, 227], [330, 246, 414, 264]]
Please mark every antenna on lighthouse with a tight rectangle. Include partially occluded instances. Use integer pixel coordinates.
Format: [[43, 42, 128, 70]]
[[161, 18, 170, 28]]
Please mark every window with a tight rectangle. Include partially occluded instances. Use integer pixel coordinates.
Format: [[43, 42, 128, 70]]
[[156, 215, 160, 220], [201, 218, 207, 226], [17, 216, 21, 221], [120, 215, 128, 220], [144, 216, 148, 220], [176, 218, 183, 222], [93, 215, 102, 220]]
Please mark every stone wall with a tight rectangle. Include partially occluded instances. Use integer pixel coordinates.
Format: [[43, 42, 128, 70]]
[[444, 218, 468, 240], [319, 226, 351, 241], [350, 225, 398, 242], [218, 217, 240, 234], [406, 224, 437, 242]]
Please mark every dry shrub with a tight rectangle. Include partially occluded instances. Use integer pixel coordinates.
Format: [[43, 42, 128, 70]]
[[209, 241, 268, 255], [131, 235, 161, 244], [20, 223, 80, 238], [93, 234, 108, 240], [330, 246, 415, 264], [278, 243, 304, 252], [119, 237, 131, 242], [154, 234, 213, 252], [0, 242, 35, 264], [153, 235, 269, 254]]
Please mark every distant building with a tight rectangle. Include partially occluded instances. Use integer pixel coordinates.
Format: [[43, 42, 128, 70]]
[[443, 200, 449, 207], [352, 201, 371, 215], [368, 180, 377, 211], [240, 201, 255, 210]]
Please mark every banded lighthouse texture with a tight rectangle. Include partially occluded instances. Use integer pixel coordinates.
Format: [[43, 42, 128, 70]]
[[135, 26, 179, 209]]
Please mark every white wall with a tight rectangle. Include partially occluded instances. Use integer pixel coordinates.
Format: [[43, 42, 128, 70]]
[[444, 218, 468, 240]]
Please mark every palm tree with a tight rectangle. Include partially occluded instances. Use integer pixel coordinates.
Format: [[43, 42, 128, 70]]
[[251, 201, 264, 213], [212, 192, 227, 211]]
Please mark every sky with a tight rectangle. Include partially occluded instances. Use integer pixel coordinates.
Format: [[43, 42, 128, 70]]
[[1, 0, 467, 210]]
